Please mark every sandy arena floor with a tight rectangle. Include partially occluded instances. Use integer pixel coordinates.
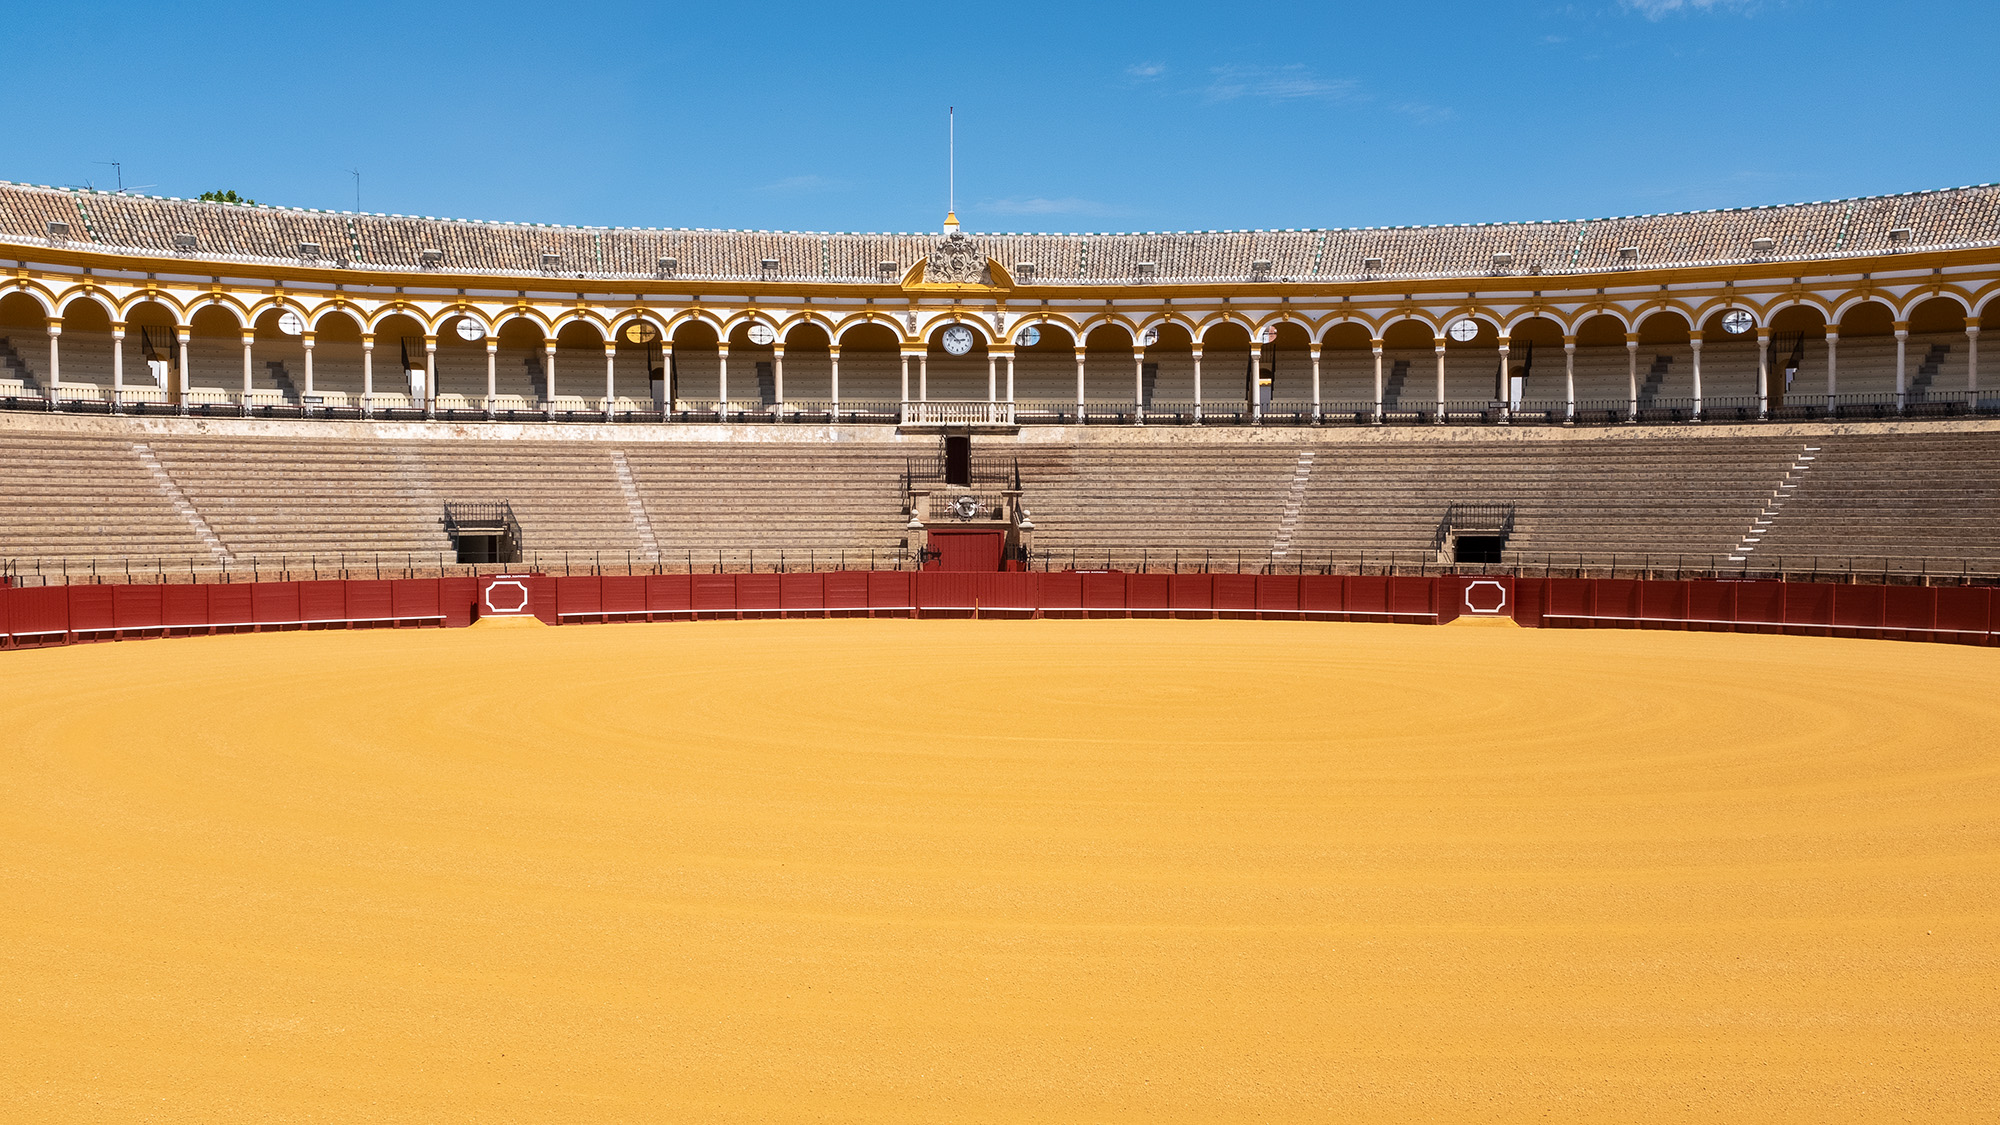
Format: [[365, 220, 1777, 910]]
[[2, 618, 1996, 1123]]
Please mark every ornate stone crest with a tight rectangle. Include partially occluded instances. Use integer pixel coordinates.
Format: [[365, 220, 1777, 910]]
[[924, 230, 991, 285]]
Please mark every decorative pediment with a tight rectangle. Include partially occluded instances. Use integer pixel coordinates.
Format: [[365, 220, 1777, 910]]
[[923, 230, 991, 285]]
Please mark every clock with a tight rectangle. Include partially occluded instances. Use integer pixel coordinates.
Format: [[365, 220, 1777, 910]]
[[1015, 325, 1041, 347], [746, 324, 776, 346], [455, 316, 486, 341], [1720, 310, 1754, 335], [941, 324, 976, 355], [1447, 318, 1480, 342]]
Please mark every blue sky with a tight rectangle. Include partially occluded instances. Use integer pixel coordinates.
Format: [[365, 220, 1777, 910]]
[[4, 1, 1994, 233]]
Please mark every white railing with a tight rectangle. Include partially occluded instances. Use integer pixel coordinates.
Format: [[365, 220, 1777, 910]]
[[900, 400, 1017, 426]]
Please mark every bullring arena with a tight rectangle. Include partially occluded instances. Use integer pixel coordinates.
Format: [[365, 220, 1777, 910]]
[[2, 180, 1998, 1122]]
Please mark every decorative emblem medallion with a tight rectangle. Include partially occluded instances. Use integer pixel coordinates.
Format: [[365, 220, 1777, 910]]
[[924, 230, 991, 285], [952, 495, 982, 519]]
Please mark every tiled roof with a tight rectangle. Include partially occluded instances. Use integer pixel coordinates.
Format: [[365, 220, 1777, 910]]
[[3, 180, 1996, 284]]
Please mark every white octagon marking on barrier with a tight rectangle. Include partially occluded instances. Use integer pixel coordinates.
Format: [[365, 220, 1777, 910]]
[[484, 578, 532, 615], [1464, 580, 1508, 615]]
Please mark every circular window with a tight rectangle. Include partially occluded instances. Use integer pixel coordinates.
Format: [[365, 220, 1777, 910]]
[[454, 317, 486, 341], [1447, 318, 1481, 342], [746, 324, 776, 346], [1721, 310, 1754, 335], [621, 321, 659, 345], [941, 325, 976, 355], [276, 311, 305, 336], [1016, 325, 1041, 347], [1141, 327, 1160, 346]]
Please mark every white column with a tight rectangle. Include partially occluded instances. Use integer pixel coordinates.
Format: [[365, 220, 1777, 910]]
[[829, 345, 841, 414], [110, 322, 123, 410], [1309, 344, 1322, 423], [485, 339, 497, 410], [1005, 354, 1015, 402], [1893, 326, 1907, 412], [1824, 329, 1838, 415], [239, 330, 253, 401], [45, 320, 60, 405], [772, 344, 785, 406], [1371, 340, 1384, 423], [176, 328, 191, 408], [546, 341, 559, 406], [1251, 338, 1263, 424], [988, 353, 997, 403], [1192, 348, 1204, 423], [1968, 322, 1980, 407], [1496, 339, 1510, 414], [604, 341, 617, 416], [715, 342, 728, 406], [661, 342, 675, 409], [919, 353, 928, 401], [1564, 338, 1578, 422], [1074, 347, 1086, 410], [302, 334, 315, 398], [899, 352, 909, 404], [1756, 332, 1770, 419], [1433, 338, 1446, 423], [1626, 336, 1639, 422], [362, 335, 375, 414], [424, 336, 438, 419], [1133, 348, 1145, 421]]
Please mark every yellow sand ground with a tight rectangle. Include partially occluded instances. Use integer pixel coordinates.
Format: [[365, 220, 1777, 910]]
[[2, 619, 1996, 1123]]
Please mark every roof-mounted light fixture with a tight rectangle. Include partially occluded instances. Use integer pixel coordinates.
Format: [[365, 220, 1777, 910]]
[[760, 257, 780, 274], [46, 220, 69, 240], [298, 241, 320, 260], [1250, 258, 1273, 280], [540, 252, 561, 270], [1361, 256, 1383, 272], [1617, 246, 1639, 262], [656, 256, 676, 278], [1887, 227, 1912, 243], [1014, 262, 1037, 280], [1135, 261, 1156, 278], [419, 248, 444, 266], [172, 233, 198, 251], [877, 260, 900, 280], [1750, 237, 1776, 253], [1491, 251, 1514, 269]]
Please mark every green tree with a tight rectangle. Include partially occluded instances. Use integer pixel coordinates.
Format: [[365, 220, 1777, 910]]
[[197, 189, 256, 205]]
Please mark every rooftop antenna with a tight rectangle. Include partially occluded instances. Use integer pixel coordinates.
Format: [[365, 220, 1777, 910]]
[[944, 107, 958, 234], [348, 168, 361, 211], [93, 161, 122, 192]]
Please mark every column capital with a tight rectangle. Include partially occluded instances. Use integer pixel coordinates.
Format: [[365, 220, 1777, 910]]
[[1624, 334, 1640, 346], [1308, 343, 1322, 356], [362, 334, 376, 346]]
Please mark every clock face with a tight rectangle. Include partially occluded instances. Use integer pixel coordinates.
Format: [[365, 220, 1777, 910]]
[[1721, 310, 1754, 335], [1016, 326, 1041, 347], [276, 311, 305, 336], [941, 325, 976, 355], [454, 317, 486, 341], [1447, 318, 1480, 342], [747, 324, 776, 345]]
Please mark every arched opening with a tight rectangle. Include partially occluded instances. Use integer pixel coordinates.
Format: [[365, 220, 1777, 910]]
[[1140, 321, 1195, 415], [833, 321, 898, 410], [1200, 322, 1252, 420], [612, 318, 668, 413], [311, 310, 365, 401], [187, 304, 244, 407], [1833, 300, 1896, 403], [1082, 324, 1133, 416], [1378, 319, 1435, 417], [1507, 316, 1564, 414], [1011, 321, 1077, 410], [1906, 296, 1970, 404], [1317, 322, 1373, 415], [670, 320, 720, 409], [0, 292, 52, 400], [1262, 321, 1312, 418], [433, 312, 490, 408], [553, 321, 607, 411], [1696, 307, 1761, 413], [1439, 314, 1501, 415], [780, 321, 831, 411], [926, 320, 992, 402], [1767, 305, 1828, 414], [251, 307, 309, 404], [56, 295, 116, 397], [494, 316, 549, 408], [1633, 310, 1694, 416], [123, 300, 179, 404], [723, 320, 776, 409], [372, 312, 429, 407]]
